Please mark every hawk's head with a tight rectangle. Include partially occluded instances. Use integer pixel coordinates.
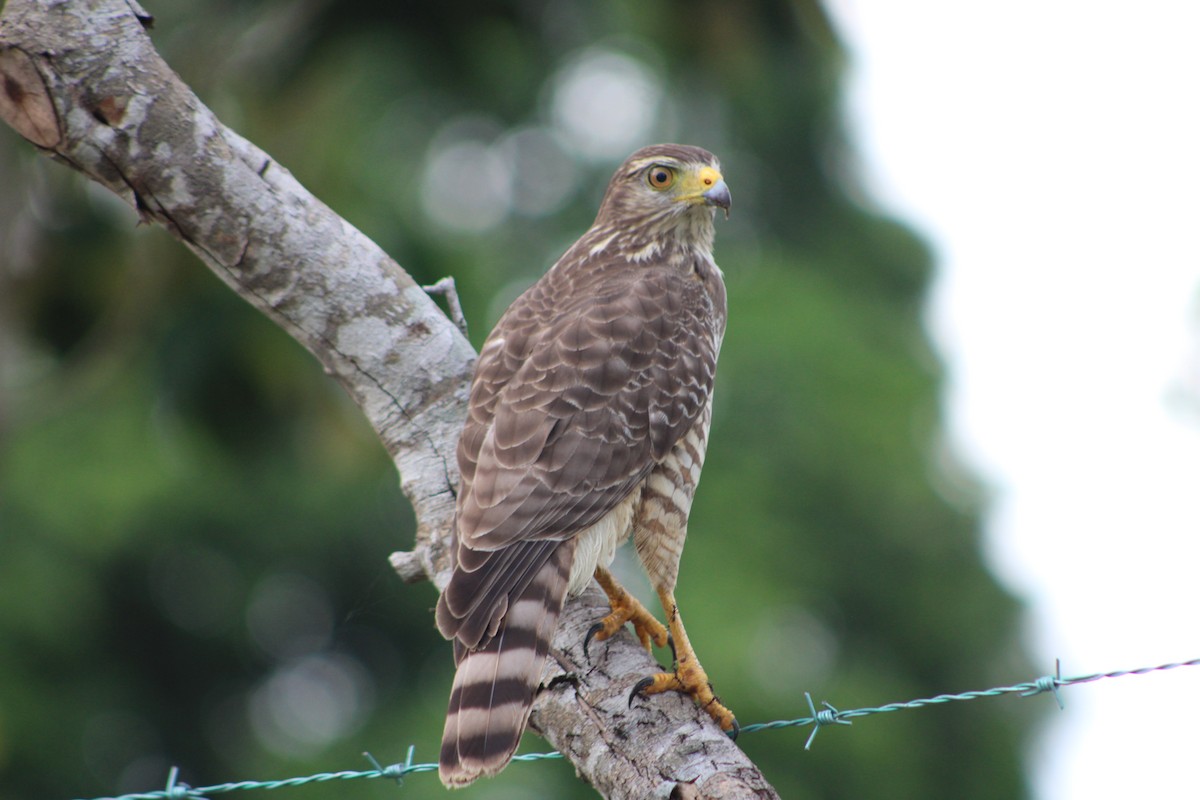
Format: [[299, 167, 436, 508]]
[[593, 144, 731, 250]]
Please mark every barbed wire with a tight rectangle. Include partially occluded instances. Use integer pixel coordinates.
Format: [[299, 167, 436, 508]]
[[75, 655, 1200, 800]]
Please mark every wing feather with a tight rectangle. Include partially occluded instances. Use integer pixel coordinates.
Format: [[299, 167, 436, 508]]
[[464, 270, 717, 543]]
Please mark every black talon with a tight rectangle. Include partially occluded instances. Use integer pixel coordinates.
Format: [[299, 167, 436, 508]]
[[666, 633, 677, 664], [726, 717, 740, 741], [628, 676, 656, 708], [584, 622, 605, 660]]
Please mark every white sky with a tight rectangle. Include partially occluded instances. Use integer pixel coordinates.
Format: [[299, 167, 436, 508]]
[[825, 2, 1200, 797]]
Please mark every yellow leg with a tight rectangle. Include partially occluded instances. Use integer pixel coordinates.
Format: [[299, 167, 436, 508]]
[[629, 588, 738, 736], [585, 567, 670, 655]]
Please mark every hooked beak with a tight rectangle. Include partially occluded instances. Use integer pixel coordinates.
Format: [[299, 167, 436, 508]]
[[703, 179, 731, 218]]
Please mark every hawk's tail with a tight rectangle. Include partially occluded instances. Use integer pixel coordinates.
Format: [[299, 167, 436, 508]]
[[438, 540, 575, 788]]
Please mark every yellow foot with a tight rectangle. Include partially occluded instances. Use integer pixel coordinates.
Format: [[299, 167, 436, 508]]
[[627, 587, 738, 737], [628, 661, 739, 738], [585, 568, 670, 657]]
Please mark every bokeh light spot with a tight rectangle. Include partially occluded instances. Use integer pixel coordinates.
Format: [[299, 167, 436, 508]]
[[498, 126, 580, 217], [247, 653, 375, 758], [420, 135, 513, 233], [245, 572, 334, 660], [550, 49, 663, 161]]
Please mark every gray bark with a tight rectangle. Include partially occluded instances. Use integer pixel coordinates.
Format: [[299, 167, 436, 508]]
[[0, 1, 778, 797]]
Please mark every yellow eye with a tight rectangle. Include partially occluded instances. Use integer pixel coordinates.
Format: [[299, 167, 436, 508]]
[[647, 165, 675, 189]]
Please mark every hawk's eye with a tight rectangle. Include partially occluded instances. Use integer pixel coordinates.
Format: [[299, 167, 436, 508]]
[[647, 166, 675, 189]]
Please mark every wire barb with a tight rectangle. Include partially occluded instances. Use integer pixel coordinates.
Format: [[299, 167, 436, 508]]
[[802, 692, 852, 750], [162, 766, 203, 800], [1022, 658, 1065, 709], [362, 750, 404, 786]]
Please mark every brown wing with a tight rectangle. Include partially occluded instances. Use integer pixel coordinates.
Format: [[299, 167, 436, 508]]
[[436, 259, 723, 644], [469, 266, 721, 541]]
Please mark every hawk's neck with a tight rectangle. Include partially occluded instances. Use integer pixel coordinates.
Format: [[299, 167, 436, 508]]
[[574, 209, 716, 268]]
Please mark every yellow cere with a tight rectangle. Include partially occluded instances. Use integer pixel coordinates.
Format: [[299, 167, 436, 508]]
[[676, 164, 724, 203], [697, 165, 722, 188]]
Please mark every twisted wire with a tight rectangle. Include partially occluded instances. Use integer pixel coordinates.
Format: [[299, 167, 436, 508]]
[[74, 656, 1200, 800]]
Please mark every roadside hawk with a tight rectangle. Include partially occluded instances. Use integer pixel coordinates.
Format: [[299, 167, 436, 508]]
[[436, 143, 734, 787]]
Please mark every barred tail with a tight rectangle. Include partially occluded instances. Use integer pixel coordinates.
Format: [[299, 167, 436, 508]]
[[438, 540, 575, 788]]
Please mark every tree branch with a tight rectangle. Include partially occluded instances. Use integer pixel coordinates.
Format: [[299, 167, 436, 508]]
[[0, 2, 778, 796]]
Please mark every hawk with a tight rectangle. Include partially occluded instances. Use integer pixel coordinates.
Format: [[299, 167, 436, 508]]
[[436, 143, 734, 787]]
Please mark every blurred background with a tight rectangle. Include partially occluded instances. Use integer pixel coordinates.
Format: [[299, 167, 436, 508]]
[[831, 3, 1200, 797], [1, 1, 1194, 798]]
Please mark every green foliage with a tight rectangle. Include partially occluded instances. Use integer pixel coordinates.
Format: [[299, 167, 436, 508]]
[[0, 1, 1038, 797]]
